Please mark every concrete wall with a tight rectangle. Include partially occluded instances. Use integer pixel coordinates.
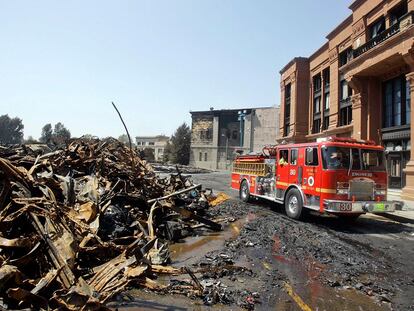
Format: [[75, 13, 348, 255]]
[[252, 107, 280, 152], [190, 108, 280, 170], [189, 114, 215, 169], [190, 147, 217, 170]]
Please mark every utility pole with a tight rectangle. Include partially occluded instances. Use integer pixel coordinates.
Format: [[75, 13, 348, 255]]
[[238, 110, 246, 147], [222, 133, 229, 169]]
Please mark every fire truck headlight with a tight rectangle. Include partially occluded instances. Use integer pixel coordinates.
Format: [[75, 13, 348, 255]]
[[363, 203, 374, 212], [336, 182, 349, 195], [337, 189, 349, 195]]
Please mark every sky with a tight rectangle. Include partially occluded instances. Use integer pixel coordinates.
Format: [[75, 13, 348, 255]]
[[0, 1, 352, 140]]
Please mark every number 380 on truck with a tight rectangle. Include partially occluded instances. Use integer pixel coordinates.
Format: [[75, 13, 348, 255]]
[[231, 137, 403, 220]]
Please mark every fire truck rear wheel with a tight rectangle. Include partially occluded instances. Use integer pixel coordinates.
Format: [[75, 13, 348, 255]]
[[285, 188, 304, 219], [240, 180, 250, 202]]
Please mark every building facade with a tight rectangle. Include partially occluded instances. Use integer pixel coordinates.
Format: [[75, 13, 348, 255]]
[[190, 107, 280, 170], [279, 0, 414, 198], [136, 135, 169, 162]]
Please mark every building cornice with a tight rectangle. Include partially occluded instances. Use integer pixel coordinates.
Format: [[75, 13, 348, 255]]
[[349, 0, 365, 12], [190, 107, 277, 116], [309, 42, 329, 60], [326, 15, 353, 40], [279, 57, 308, 75], [341, 26, 414, 78]]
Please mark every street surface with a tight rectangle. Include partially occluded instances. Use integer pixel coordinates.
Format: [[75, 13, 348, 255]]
[[116, 171, 414, 311]]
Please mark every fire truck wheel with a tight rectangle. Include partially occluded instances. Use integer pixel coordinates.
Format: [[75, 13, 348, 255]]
[[285, 188, 304, 219], [240, 180, 250, 202]]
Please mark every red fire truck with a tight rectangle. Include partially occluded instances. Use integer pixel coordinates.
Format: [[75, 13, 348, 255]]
[[231, 137, 403, 219]]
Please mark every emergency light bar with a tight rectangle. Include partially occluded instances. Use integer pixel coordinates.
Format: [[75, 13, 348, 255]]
[[316, 136, 375, 145]]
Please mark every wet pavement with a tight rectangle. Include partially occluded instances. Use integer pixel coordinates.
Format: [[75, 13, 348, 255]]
[[112, 171, 414, 311]]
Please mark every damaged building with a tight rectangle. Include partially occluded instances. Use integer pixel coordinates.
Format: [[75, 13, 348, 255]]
[[189, 107, 280, 170], [136, 135, 170, 162]]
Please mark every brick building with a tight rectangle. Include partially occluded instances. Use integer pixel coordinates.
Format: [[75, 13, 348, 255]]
[[279, 0, 414, 198], [190, 107, 279, 170]]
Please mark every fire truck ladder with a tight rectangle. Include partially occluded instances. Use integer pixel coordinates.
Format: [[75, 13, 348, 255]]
[[232, 162, 267, 176]]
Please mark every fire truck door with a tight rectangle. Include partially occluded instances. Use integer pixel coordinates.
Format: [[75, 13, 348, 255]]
[[277, 149, 289, 190], [288, 148, 298, 184], [303, 146, 321, 197]]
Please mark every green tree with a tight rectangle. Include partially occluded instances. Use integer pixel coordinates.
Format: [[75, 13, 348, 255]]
[[118, 134, 135, 146], [141, 148, 155, 161], [53, 122, 71, 145], [168, 123, 191, 165], [25, 136, 38, 144], [81, 134, 96, 140], [39, 123, 53, 143], [163, 141, 173, 163], [0, 114, 24, 145]]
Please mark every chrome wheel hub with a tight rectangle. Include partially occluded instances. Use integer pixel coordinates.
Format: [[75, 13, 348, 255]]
[[288, 196, 298, 214], [241, 184, 248, 199]]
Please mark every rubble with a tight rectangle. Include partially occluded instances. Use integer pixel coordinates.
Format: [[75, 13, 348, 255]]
[[151, 163, 212, 175], [0, 138, 222, 310]]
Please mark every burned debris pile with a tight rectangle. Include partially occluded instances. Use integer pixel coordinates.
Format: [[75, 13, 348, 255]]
[[151, 163, 212, 175], [0, 138, 221, 310]]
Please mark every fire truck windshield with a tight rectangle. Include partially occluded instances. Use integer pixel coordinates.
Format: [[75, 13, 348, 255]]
[[360, 149, 386, 171], [322, 147, 385, 171]]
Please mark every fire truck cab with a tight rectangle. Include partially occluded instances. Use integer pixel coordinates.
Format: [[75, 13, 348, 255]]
[[231, 137, 403, 219]]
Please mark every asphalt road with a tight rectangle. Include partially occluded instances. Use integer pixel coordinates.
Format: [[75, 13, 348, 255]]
[[189, 171, 414, 311], [116, 171, 414, 311]]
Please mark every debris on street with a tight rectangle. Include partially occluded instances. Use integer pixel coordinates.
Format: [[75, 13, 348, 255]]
[[0, 138, 221, 310], [151, 163, 212, 175], [208, 192, 231, 207]]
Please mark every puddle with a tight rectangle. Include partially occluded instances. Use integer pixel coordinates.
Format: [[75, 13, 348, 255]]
[[169, 212, 257, 267], [113, 215, 256, 311], [167, 213, 390, 311], [119, 210, 390, 311], [271, 249, 390, 311], [112, 289, 240, 311]]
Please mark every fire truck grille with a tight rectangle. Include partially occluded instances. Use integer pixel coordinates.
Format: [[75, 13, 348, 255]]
[[349, 180, 374, 200]]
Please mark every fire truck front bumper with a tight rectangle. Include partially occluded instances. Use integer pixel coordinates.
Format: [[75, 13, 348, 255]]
[[323, 200, 404, 214]]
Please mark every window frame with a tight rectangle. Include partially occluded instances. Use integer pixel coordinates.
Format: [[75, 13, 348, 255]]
[[339, 105, 352, 126], [284, 83, 291, 136], [322, 115, 330, 130], [290, 149, 298, 165], [382, 75, 409, 128], [279, 149, 289, 164], [389, 1, 408, 25], [369, 17, 386, 39], [313, 74, 322, 93], [339, 48, 353, 67], [305, 147, 319, 166]]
